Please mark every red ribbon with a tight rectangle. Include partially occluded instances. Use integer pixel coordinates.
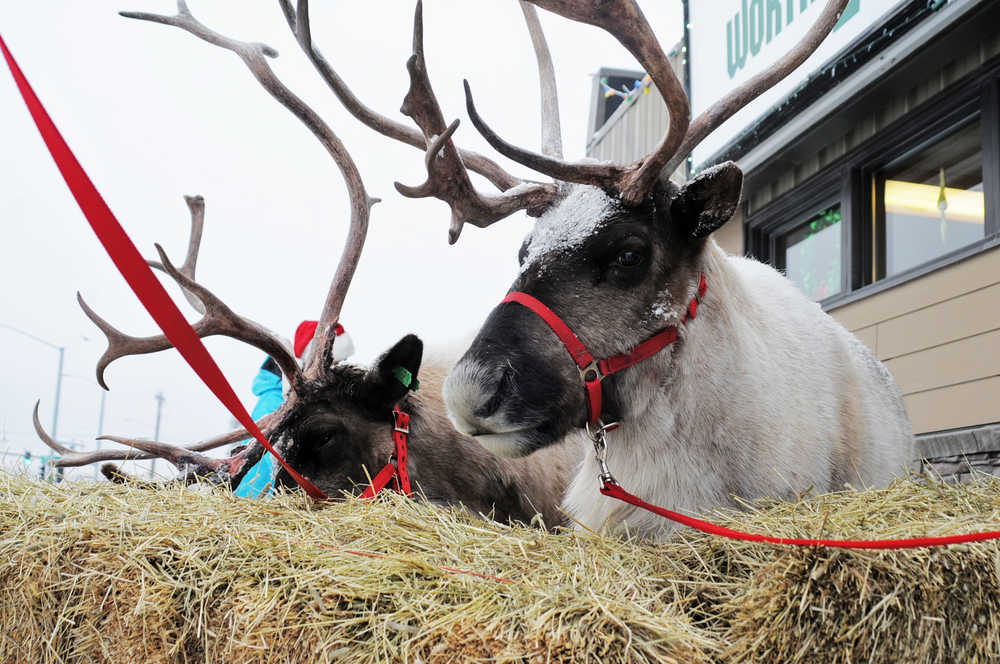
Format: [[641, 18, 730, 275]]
[[1, 34, 327, 500]]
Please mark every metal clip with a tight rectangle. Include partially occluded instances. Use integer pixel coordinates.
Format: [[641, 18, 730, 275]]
[[586, 419, 619, 485], [585, 419, 620, 443]]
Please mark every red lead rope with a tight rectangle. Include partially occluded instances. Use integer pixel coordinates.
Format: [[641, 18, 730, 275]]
[[1, 34, 327, 501], [601, 480, 1000, 549]]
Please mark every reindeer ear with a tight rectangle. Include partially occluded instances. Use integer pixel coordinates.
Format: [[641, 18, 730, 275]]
[[670, 161, 743, 240], [368, 334, 424, 407]]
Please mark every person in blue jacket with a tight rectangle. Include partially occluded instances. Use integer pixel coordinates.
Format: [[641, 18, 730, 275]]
[[234, 320, 354, 498], [233, 356, 285, 497]]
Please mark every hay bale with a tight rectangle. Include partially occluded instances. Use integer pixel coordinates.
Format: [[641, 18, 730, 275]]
[[0, 473, 712, 663], [696, 479, 1000, 663], [2, 472, 999, 663]]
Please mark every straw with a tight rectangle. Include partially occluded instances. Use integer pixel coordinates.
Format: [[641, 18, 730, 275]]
[[2, 471, 998, 663]]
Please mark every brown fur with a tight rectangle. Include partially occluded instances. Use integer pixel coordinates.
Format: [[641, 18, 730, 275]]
[[272, 339, 581, 529]]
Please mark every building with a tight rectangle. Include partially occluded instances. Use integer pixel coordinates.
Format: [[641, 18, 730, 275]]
[[588, 0, 999, 478]]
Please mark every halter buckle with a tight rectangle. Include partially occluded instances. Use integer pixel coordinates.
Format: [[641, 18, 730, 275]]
[[392, 410, 410, 435]]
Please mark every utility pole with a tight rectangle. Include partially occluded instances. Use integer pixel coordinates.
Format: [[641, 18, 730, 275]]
[[150, 391, 165, 479], [94, 390, 107, 482], [52, 347, 64, 439]]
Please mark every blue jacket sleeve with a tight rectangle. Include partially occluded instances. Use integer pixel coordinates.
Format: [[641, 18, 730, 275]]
[[234, 358, 286, 498]]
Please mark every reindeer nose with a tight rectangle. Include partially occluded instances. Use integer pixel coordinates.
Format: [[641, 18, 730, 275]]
[[443, 359, 512, 434], [473, 363, 512, 419]]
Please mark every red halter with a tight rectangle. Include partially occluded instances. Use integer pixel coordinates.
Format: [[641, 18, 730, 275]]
[[359, 406, 413, 499], [501, 274, 707, 428]]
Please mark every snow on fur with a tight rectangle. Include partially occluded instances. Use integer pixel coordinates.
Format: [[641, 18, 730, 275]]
[[520, 184, 616, 275]]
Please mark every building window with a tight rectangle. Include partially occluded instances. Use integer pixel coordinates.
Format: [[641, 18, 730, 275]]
[[872, 114, 986, 280], [780, 204, 842, 302], [745, 72, 999, 308]]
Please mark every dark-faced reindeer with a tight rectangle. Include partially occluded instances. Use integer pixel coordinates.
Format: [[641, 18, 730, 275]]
[[32, 1, 578, 529], [310, 0, 911, 538]]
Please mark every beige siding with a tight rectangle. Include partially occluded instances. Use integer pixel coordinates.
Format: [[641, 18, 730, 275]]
[[832, 248, 1000, 330], [587, 45, 684, 174], [588, 84, 671, 167], [852, 325, 878, 355], [904, 376, 1000, 434], [712, 208, 744, 256], [829, 245, 1000, 434], [876, 283, 1000, 360]]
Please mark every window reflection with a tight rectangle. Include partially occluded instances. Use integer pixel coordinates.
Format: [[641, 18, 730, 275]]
[[878, 116, 984, 277], [782, 205, 842, 302]]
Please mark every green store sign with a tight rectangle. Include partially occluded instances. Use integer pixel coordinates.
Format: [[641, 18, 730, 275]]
[[726, 0, 860, 78]]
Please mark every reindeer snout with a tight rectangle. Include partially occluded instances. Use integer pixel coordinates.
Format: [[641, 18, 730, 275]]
[[473, 363, 513, 419], [443, 360, 509, 434]]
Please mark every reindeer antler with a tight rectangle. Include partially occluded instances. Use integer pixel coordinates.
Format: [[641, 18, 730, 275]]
[[519, 1, 563, 161], [462, 0, 688, 206], [661, 0, 849, 175], [79, 200, 300, 389], [464, 0, 848, 206], [121, 0, 374, 378], [277, 0, 520, 194], [32, 400, 280, 474], [147, 194, 206, 314], [280, 0, 561, 244], [392, 2, 558, 244], [35, 1, 382, 482]]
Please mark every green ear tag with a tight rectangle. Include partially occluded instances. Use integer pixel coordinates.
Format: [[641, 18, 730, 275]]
[[392, 366, 420, 391]]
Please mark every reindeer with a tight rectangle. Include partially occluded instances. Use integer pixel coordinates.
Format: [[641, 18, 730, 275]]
[[292, 0, 911, 538], [31, 1, 579, 529]]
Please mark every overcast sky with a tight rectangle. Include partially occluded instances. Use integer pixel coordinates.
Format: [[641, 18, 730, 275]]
[[0, 1, 682, 478]]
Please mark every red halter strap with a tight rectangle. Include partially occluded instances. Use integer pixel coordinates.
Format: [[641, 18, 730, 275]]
[[501, 275, 707, 427], [360, 406, 413, 499]]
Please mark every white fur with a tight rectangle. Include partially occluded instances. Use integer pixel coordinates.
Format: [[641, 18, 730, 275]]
[[520, 185, 616, 275], [560, 241, 912, 539]]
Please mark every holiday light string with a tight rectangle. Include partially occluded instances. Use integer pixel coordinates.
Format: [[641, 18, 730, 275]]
[[600, 73, 652, 102]]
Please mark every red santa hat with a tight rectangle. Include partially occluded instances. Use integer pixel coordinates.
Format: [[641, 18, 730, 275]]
[[294, 320, 353, 363]]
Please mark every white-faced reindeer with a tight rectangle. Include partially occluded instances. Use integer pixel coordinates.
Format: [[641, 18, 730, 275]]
[[32, 1, 578, 529], [315, 0, 911, 538]]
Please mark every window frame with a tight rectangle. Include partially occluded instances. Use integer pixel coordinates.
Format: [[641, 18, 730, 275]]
[[744, 62, 1000, 311], [859, 100, 987, 286]]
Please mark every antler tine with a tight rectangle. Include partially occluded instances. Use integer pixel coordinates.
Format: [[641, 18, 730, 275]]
[[98, 412, 276, 485], [464, 80, 626, 183], [79, 244, 301, 389], [32, 401, 73, 456], [96, 435, 251, 482], [278, 0, 522, 194], [664, 0, 849, 175], [147, 195, 206, 315], [33, 399, 282, 468], [389, 1, 558, 244], [519, 1, 563, 160], [121, 3, 374, 382], [464, 0, 688, 205], [34, 401, 280, 493]]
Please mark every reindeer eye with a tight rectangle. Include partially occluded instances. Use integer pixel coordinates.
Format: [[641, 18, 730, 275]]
[[615, 250, 643, 268]]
